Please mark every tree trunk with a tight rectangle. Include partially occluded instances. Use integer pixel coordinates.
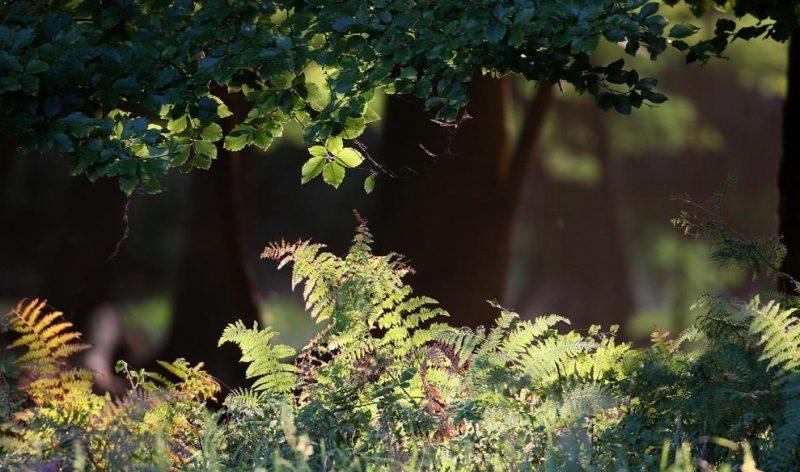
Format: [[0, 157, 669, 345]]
[[519, 104, 634, 330], [779, 30, 800, 293], [44, 177, 127, 333], [377, 77, 514, 328], [165, 93, 260, 387]]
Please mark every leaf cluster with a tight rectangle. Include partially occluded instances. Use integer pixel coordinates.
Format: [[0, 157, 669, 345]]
[[1, 0, 701, 193], [664, 0, 800, 62]]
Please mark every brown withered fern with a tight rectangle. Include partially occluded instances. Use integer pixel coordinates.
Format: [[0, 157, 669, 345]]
[[4, 299, 93, 410]]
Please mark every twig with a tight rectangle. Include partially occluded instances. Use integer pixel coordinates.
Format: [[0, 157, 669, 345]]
[[107, 197, 133, 262]]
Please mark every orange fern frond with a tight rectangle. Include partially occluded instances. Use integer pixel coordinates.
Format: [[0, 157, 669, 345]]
[[5, 299, 90, 366], [4, 299, 93, 406]]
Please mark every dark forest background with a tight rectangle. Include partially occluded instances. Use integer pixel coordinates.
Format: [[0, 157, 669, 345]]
[[0, 16, 787, 388]]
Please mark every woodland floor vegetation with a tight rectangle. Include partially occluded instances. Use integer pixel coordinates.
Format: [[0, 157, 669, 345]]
[[1, 217, 800, 471]]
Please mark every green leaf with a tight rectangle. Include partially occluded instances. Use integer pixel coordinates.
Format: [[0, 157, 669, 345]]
[[172, 144, 191, 167], [486, 23, 506, 43], [223, 125, 252, 151], [364, 173, 376, 194], [271, 71, 295, 89], [201, 123, 223, 142], [167, 115, 188, 133], [400, 67, 417, 81], [645, 91, 668, 104], [224, 134, 249, 151], [335, 147, 364, 168], [614, 95, 632, 115], [309, 33, 326, 49], [308, 145, 328, 158], [194, 140, 217, 169], [638, 77, 659, 90], [597, 93, 614, 111], [332, 17, 357, 32], [253, 132, 273, 151], [573, 34, 599, 54], [325, 136, 344, 154], [52, 133, 74, 153], [216, 99, 233, 119], [636, 2, 659, 21], [343, 117, 366, 139], [322, 162, 345, 188], [0, 77, 20, 93], [306, 82, 329, 111], [301, 156, 326, 184], [120, 176, 138, 196], [25, 59, 49, 75], [715, 18, 736, 34], [669, 23, 699, 39]]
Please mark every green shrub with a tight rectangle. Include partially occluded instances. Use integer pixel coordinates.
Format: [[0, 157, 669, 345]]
[[1, 221, 797, 470]]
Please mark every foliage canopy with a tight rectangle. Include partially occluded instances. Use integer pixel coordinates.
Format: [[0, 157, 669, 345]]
[[1, 0, 714, 193]]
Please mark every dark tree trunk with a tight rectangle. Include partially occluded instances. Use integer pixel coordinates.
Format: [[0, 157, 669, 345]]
[[779, 30, 800, 293], [378, 77, 549, 327], [44, 177, 127, 333], [0, 136, 127, 384], [165, 93, 260, 387], [519, 104, 634, 330]]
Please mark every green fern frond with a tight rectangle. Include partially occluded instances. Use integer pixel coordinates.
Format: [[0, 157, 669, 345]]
[[262, 217, 449, 366], [742, 297, 800, 469], [219, 321, 297, 395], [745, 297, 800, 380], [156, 359, 220, 402], [519, 334, 589, 383], [224, 388, 273, 416], [433, 325, 485, 368]]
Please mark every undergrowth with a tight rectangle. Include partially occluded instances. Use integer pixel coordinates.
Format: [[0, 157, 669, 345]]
[[1, 215, 798, 470]]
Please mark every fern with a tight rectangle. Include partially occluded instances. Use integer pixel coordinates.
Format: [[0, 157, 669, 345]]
[[262, 240, 340, 322], [223, 388, 273, 416], [262, 218, 447, 366], [745, 297, 800, 378], [435, 302, 584, 387], [157, 359, 220, 402], [742, 297, 800, 469], [3, 299, 92, 407], [6, 226, 800, 471], [219, 321, 297, 396], [0, 300, 102, 466], [90, 388, 194, 469]]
